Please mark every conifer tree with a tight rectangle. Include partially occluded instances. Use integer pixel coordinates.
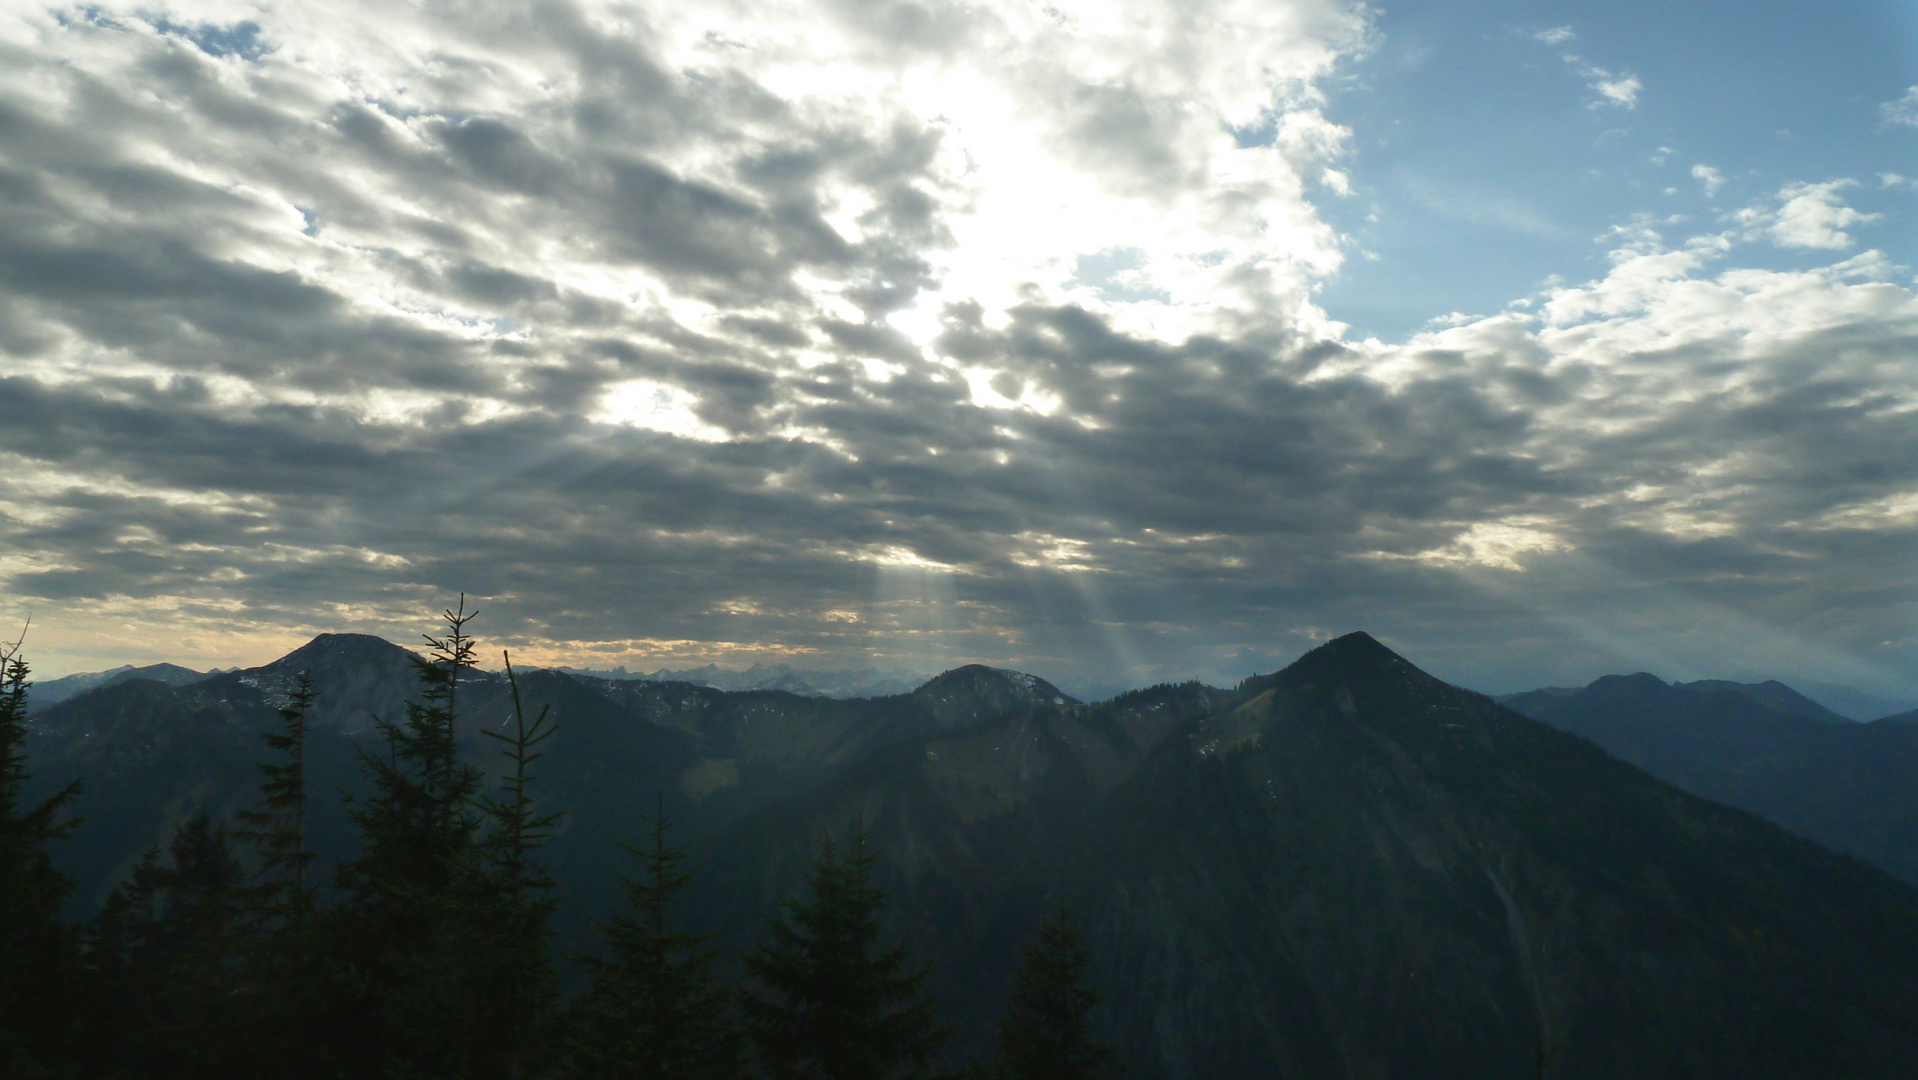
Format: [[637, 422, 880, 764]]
[[81, 813, 254, 1080], [480, 654, 559, 893], [469, 651, 565, 1080], [567, 794, 746, 1080], [238, 669, 318, 922], [0, 635, 81, 1078], [989, 907, 1120, 1080], [742, 818, 951, 1080], [328, 598, 492, 1077], [236, 670, 332, 1080], [325, 601, 563, 1080]]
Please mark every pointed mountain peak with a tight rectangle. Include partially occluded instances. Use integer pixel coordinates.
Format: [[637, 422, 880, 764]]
[[1241, 631, 1431, 696], [1300, 630, 1401, 666]]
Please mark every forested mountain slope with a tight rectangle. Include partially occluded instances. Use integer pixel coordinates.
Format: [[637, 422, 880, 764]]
[[21, 633, 1088, 919], [1504, 673, 1918, 885], [23, 630, 1918, 1078], [690, 634, 1918, 1079]]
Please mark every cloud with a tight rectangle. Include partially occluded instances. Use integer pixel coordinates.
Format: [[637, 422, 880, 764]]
[[1534, 33, 1638, 110], [1764, 181, 1881, 250], [1691, 164, 1725, 196], [1581, 67, 1641, 109], [1881, 86, 1918, 128], [2, 1, 1917, 698]]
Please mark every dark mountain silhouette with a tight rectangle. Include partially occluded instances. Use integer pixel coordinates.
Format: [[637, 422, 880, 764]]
[[23, 635, 1094, 924], [911, 664, 1079, 727], [235, 632, 426, 732], [25, 630, 1918, 1077], [20, 675, 367, 911], [28, 662, 210, 711], [689, 634, 1918, 1078], [1672, 678, 1850, 723], [1503, 672, 1918, 885]]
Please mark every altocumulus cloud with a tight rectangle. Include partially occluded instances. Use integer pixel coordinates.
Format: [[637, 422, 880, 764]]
[[1, 0, 1915, 696]]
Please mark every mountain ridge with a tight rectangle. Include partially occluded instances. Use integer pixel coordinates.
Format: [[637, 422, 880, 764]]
[[21, 632, 1101, 922], [21, 628, 1918, 1077], [1502, 670, 1918, 885], [683, 630, 1918, 1078]]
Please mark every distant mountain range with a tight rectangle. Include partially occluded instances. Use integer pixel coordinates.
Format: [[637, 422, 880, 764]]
[[41, 649, 1913, 718], [1776, 678, 1918, 722], [1498, 676, 1914, 723], [689, 635, 1918, 1075], [549, 660, 933, 699], [31, 654, 934, 708], [1501, 672, 1918, 886], [19, 631, 1918, 1077], [27, 661, 216, 710]]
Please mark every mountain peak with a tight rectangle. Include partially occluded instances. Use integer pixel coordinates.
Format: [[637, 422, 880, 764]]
[[1241, 631, 1429, 697], [1587, 671, 1670, 694], [911, 664, 1077, 727], [262, 632, 418, 673], [235, 633, 425, 729], [1304, 630, 1400, 664], [1676, 678, 1850, 723]]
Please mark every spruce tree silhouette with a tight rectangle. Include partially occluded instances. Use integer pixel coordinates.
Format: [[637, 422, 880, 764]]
[[990, 906, 1120, 1080], [0, 634, 81, 1078], [567, 793, 746, 1080], [236, 669, 330, 1080], [325, 599, 560, 1080], [474, 650, 565, 1080], [743, 818, 951, 1080], [237, 670, 318, 922], [80, 814, 252, 1080]]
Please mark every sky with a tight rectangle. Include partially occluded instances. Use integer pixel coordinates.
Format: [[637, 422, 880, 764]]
[[1, 0, 1915, 698]]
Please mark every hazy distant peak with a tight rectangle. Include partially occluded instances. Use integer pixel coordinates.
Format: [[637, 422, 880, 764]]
[[556, 660, 931, 699], [1510, 671, 1859, 725], [1586, 672, 1671, 694], [26, 661, 210, 711], [1677, 678, 1850, 724], [1788, 680, 1918, 722], [124, 662, 209, 684]]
